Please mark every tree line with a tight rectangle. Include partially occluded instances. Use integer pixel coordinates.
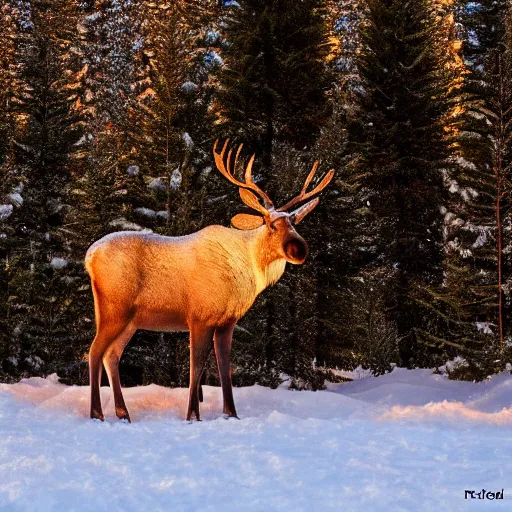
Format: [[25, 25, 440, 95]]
[[0, 0, 511, 387]]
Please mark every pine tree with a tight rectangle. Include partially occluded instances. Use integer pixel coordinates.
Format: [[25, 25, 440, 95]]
[[0, 0, 19, 378], [206, 0, 338, 386], [212, 0, 334, 165], [4, 0, 85, 376], [77, 0, 150, 220], [421, 0, 512, 372], [352, 0, 459, 365], [459, 0, 512, 352], [0, 1, 16, 169], [135, 1, 205, 233], [59, 1, 230, 386]]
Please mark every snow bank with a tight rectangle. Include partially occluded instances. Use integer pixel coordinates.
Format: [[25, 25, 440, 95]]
[[329, 367, 512, 412], [0, 377, 364, 422], [1, 369, 511, 511], [380, 401, 512, 425]]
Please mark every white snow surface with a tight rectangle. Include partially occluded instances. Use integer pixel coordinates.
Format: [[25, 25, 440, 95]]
[[182, 132, 193, 149], [148, 177, 167, 192], [134, 207, 156, 218], [85, 11, 101, 22], [0, 204, 13, 221], [170, 168, 182, 190], [109, 218, 152, 232], [476, 322, 494, 335], [181, 81, 198, 93], [1, 368, 512, 511], [7, 192, 23, 207], [127, 165, 140, 177], [50, 257, 68, 269], [156, 210, 169, 220]]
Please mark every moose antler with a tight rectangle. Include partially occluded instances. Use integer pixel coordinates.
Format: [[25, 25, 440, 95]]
[[213, 139, 274, 215], [278, 162, 335, 212]]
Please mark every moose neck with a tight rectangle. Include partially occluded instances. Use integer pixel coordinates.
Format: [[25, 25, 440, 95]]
[[247, 226, 286, 294]]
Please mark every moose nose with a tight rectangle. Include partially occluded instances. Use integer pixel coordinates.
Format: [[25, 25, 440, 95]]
[[283, 236, 309, 264]]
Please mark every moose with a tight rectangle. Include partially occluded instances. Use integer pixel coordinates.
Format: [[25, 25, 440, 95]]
[[85, 140, 334, 422]]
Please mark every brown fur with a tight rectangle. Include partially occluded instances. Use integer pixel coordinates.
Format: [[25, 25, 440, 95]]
[[86, 219, 307, 421], [86, 140, 333, 422]]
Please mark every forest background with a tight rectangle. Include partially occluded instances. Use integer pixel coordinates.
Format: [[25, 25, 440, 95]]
[[1, 0, 511, 389]]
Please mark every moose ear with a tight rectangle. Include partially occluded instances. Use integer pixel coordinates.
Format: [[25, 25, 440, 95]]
[[290, 197, 320, 224], [231, 213, 265, 230]]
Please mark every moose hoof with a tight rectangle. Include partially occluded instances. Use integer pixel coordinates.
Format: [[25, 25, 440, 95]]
[[90, 411, 104, 422], [223, 413, 240, 420], [116, 411, 131, 423]]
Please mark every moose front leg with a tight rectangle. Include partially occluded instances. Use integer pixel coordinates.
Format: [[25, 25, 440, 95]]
[[186, 324, 214, 421], [214, 322, 238, 418]]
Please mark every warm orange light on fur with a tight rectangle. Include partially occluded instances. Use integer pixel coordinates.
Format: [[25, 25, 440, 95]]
[[86, 140, 334, 422]]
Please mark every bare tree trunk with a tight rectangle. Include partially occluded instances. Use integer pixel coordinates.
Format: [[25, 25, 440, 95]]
[[165, 120, 171, 229], [495, 161, 503, 351], [264, 100, 273, 168], [495, 53, 505, 352]]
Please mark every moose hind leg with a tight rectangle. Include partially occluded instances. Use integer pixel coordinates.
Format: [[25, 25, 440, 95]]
[[89, 345, 104, 421], [214, 322, 238, 418], [186, 325, 214, 421], [89, 322, 130, 421], [88, 332, 110, 421], [103, 326, 135, 422]]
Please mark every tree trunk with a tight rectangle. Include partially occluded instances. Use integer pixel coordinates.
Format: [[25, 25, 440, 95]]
[[495, 53, 505, 352]]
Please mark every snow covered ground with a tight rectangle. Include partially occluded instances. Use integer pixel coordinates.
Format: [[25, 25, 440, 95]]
[[1, 368, 512, 511]]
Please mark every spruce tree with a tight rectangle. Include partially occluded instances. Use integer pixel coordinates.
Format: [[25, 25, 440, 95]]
[[0, 1, 16, 169], [458, 0, 512, 353], [4, 0, 84, 377], [0, 0, 19, 378], [207, 0, 338, 387], [421, 0, 512, 373], [353, 0, 458, 365], [213, 0, 334, 165]]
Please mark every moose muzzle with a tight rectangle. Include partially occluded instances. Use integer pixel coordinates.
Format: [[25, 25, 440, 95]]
[[283, 235, 309, 264]]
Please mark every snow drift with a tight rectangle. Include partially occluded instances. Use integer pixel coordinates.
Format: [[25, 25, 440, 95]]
[[0, 368, 511, 511]]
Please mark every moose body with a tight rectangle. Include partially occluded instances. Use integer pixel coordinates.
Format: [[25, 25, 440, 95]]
[[86, 227, 287, 332], [86, 140, 333, 422]]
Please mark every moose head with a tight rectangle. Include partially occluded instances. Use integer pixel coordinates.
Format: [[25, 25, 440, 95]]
[[213, 139, 335, 265]]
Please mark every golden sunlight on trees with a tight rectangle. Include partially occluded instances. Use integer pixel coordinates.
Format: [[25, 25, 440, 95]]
[[0, 0, 511, 384]]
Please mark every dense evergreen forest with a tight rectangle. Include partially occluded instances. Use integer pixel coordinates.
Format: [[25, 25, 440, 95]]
[[1, 0, 511, 388]]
